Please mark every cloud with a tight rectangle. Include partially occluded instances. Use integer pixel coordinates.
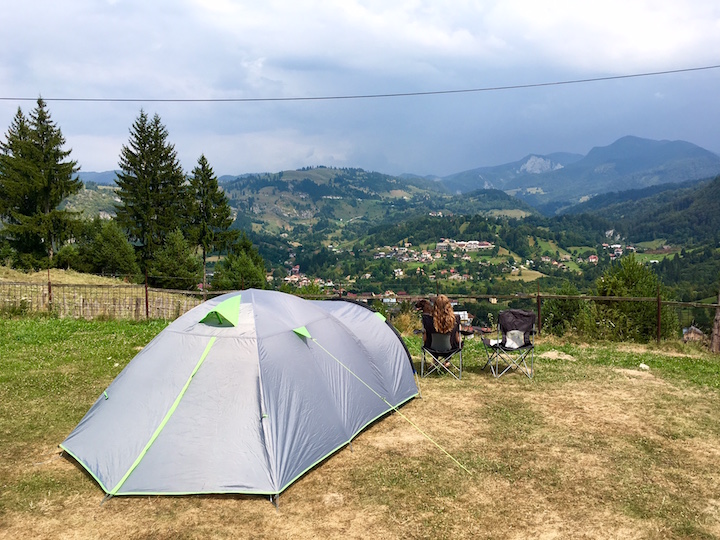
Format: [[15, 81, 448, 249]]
[[1, 0, 719, 176]]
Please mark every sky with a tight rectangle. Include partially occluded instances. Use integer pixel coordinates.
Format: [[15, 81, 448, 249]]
[[1, 0, 720, 177]]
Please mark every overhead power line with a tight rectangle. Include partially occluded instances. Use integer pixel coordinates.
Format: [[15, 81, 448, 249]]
[[1, 64, 719, 104]]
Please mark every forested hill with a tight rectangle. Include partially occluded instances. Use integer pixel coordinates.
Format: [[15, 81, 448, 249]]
[[578, 175, 720, 245], [220, 166, 535, 237], [560, 178, 708, 215]]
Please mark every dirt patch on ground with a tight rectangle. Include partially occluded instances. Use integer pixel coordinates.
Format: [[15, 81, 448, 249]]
[[614, 367, 655, 379], [539, 350, 577, 361], [615, 344, 705, 358]]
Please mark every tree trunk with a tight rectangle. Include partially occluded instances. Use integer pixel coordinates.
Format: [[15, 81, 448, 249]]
[[711, 288, 720, 354]]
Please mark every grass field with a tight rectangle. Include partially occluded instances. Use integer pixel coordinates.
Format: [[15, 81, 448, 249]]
[[1, 316, 720, 539]]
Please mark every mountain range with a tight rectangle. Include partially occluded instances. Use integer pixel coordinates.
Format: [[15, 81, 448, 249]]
[[433, 136, 720, 213], [76, 135, 720, 217]]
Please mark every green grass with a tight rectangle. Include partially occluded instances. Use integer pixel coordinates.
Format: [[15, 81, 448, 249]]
[[636, 239, 668, 250], [2, 318, 720, 539], [0, 317, 167, 451]]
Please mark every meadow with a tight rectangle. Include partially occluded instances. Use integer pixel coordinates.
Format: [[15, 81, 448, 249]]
[[1, 316, 719, 539]]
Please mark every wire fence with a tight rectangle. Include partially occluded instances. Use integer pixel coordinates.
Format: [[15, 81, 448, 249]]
[[1, 281, 718, 345], [0, 282, 228, 321]]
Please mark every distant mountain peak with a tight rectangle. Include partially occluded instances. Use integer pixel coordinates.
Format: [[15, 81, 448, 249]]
[[519, 155, 564, 174], [440, 136, 720, 212]]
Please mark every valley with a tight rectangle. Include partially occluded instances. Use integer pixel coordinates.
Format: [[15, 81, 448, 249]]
[[64, 137, 720, 312]]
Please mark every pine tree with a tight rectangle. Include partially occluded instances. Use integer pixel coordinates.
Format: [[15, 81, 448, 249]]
[[0, 99, 81, 266], [147, 229, 203, 290], [188, 154, 238, 289], [115, 110, 190, 270], [211, 234, 266, 291], [89, 220, 141, 277]]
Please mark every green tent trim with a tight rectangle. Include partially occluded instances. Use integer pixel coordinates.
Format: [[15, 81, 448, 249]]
[[109, 337, 218, 495], [200, 295, 242, 327], [293, 326, 312, 339]]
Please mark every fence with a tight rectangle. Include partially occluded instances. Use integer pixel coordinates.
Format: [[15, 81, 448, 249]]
[[1, 281, 718, 344], [0, 281, 226, 321]]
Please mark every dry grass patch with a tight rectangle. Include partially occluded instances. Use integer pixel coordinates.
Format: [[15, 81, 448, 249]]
[[0, 267, 124, 286]]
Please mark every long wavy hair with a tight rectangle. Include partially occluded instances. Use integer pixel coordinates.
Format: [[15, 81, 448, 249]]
[[432, 294, 456, 334]]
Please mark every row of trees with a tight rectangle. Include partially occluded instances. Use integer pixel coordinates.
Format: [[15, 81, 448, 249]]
[[0, 99, 266, 290]]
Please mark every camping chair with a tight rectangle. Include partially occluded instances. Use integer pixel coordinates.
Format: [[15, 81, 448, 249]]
[[482, 309, 536, 379], [421, 332, 463, 380]]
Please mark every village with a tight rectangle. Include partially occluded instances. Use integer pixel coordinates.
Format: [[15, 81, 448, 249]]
[[277, 234, 647, 291]]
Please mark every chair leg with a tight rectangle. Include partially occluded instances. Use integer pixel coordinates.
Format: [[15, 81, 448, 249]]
[[421, 350, 441, 378], [421, 350, 461, 379], [438, 350, 461, 380], [494, 348, 534, 379]]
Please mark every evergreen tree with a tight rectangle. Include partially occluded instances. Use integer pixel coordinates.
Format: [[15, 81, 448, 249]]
[[147, 229, 203, 290], [115, 110, 190, 271], [0, 99, 81, 266], [188, 154, 237, 288], [211, 234, 266, 291], [88, 220, 141, 277]]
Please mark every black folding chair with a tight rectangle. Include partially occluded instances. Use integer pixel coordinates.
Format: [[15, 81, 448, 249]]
[[482, 309, 536, 379], [421, 332, 463, 380]]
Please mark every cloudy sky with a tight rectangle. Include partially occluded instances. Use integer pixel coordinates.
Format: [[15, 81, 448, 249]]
[[1, 0, 719, 177]]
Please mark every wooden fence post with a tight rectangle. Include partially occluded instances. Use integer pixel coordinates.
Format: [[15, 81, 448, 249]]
[[47, 268, 52, 312], [145, 269, 149, 320], [536, 283, 542, 336], [656, 285, 662, 344], [711, 287, 720, 354]]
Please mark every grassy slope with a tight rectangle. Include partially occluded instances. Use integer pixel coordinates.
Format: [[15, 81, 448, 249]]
[[1, 318, 719, 539], [0, 267, 126, 285]]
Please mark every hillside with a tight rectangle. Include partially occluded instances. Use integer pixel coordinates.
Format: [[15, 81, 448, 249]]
[[440, 136, 720, 211], [610, 176, 720, 245], [60, 184, 119, 217], [221, 167, 535, 239], [560, 175, 720, 245], [560, 178, 707, 216]]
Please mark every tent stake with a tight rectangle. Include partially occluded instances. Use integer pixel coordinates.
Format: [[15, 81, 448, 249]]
[[271, 494, 279, 512], [100, 493, 112, 506]]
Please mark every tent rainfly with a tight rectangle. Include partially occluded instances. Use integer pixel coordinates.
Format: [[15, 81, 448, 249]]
[[60, 289, 418, 498]]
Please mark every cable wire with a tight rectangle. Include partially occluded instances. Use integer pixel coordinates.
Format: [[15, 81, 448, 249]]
[[1, 64, 718, 104]]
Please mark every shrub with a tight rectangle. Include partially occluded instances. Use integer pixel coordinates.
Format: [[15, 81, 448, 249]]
[[391, 311, 418, 336], [594, 254, 679, 342], [542, 281, 589, 337]]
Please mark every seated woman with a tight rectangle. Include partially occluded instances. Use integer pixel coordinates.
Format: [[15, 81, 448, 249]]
[[421, 295, 461, 365]]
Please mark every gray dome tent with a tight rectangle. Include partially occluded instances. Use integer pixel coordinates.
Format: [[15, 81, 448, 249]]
[[61, 289, 418, 498]]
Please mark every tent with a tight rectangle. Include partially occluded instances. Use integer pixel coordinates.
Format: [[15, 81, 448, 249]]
[[60, 289, 418, 498]]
